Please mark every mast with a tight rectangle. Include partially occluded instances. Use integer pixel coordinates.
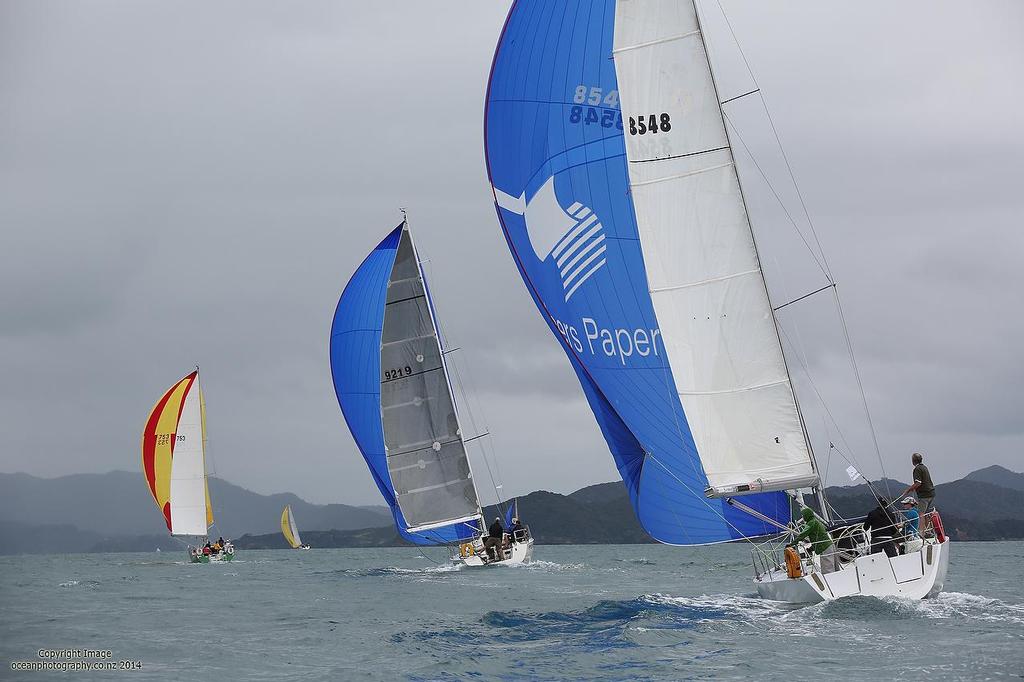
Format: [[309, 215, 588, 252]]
[[403, 213, 485, 529], [690, 0, 829, 521]]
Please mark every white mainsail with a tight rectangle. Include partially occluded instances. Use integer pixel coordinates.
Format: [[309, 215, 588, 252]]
[[613, 0, 818, 497], [168, 376, 210, 535]]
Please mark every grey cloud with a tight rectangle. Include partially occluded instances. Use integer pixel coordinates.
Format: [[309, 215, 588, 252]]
[[1, 1, 1021, 505]]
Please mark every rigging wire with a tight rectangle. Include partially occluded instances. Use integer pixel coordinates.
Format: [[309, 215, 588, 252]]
[[709, 0, 890, 493], [721, 114, 832, 283], [712, 0, 833, 283], [420, 256, 509, 520]]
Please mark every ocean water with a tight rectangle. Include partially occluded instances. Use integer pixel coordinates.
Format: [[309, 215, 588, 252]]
[[1, 542, 1022, 681]]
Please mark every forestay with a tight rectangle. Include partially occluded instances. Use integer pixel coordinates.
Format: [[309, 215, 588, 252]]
[[330, 224, 482, 545], [485, 0, 801, 544]]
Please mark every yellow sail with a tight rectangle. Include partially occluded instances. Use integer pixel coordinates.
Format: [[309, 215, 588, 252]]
[[281, 505, 302, 548]]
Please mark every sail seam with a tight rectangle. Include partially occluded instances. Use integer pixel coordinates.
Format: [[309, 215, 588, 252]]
[[402, 479, 473, 495], [650, 267, 760, 293], [629, 145, 729, 164], [407, 513, 482, 533], [707, 463, 815, 476], [381, 334, 435, 347], [676, 378, 789, 396], [613, 30, 700, 54], [630, 161, 733, 187], [386, 293, 426, 307]]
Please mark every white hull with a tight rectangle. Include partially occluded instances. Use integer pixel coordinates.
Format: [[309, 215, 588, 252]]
[[456, 538, 534, 567], [756, 539, 949, 603]]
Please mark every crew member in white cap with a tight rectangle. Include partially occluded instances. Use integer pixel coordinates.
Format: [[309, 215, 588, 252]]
[[900, 497, 920, 538]]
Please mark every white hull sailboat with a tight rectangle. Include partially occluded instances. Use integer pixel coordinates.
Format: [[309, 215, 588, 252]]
[[458, 539, 534, 567], [755, 536, 949, 603], [484, 0, 940, 601], [330, 218, 532, 567]]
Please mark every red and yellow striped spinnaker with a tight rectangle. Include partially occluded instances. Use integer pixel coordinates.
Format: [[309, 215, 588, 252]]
[[141, 371, 214, 534]]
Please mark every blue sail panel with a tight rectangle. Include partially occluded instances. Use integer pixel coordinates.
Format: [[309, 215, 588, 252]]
[[503, 499, 517, 529], [484, 0, 791, 544], [330, 225, 478, 546]]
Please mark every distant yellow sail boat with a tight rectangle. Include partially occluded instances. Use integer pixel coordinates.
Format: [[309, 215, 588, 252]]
[[280, 505, 311, 550], [141, 368, 234, 563]]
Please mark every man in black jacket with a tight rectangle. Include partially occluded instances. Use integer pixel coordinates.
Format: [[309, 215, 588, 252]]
[[863, 497, 899, 557], [483, 517, 504, 561]]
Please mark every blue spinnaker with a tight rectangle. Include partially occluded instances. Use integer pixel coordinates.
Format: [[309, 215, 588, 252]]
[[504, 499, 518, 530], [330, 225, 480, 546], [484, 0, 791, 544]]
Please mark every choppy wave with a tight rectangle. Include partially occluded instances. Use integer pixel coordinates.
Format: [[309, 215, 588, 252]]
[[771, 590, 1024, 628], [7, 544, 1022, 680], [316, 563, 463, 579], [909, 591, 1024, 625], [512, 559, 585, 572]]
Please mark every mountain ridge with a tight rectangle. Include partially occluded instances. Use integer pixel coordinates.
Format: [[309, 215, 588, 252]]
[[2, 467, 1023, 554]]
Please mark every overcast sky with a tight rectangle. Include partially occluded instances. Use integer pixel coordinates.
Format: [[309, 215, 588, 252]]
[[2, 1, 1021, 506]]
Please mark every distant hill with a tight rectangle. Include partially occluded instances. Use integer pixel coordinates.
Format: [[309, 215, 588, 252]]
[[485, 483, 651, 545], [234, 482, 652, 550], [235, 526, 401, 550], [965, 465, 1024, 493], [2, 466, 1023, 554], [0, 471, 391, 539]]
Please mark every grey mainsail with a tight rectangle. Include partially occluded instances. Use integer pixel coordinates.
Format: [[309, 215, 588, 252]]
[[380, 227, 481, 532]]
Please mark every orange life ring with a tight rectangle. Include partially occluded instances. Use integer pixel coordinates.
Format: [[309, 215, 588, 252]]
[[784, 546, 803, 579]]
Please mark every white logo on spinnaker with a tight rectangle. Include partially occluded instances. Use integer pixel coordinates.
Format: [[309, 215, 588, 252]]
[[494, 176, 607, 302]]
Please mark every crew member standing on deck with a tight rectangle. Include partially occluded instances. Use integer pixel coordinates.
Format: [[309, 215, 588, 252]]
[[789, 508, 837, 574], [899, 453, 936, 535], [483, 517, 504, 561]]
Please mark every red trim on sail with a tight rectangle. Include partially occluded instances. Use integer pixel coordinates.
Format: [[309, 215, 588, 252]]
[[168, 371, 198, 462], [142, 385, 177, 501], [162, 502, 172, 532]]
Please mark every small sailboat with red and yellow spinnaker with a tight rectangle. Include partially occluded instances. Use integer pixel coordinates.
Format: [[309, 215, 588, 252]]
[[141, 368, 233, 563]]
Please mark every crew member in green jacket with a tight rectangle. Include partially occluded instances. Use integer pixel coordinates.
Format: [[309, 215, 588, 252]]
[[790, 507, 837, 574]]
